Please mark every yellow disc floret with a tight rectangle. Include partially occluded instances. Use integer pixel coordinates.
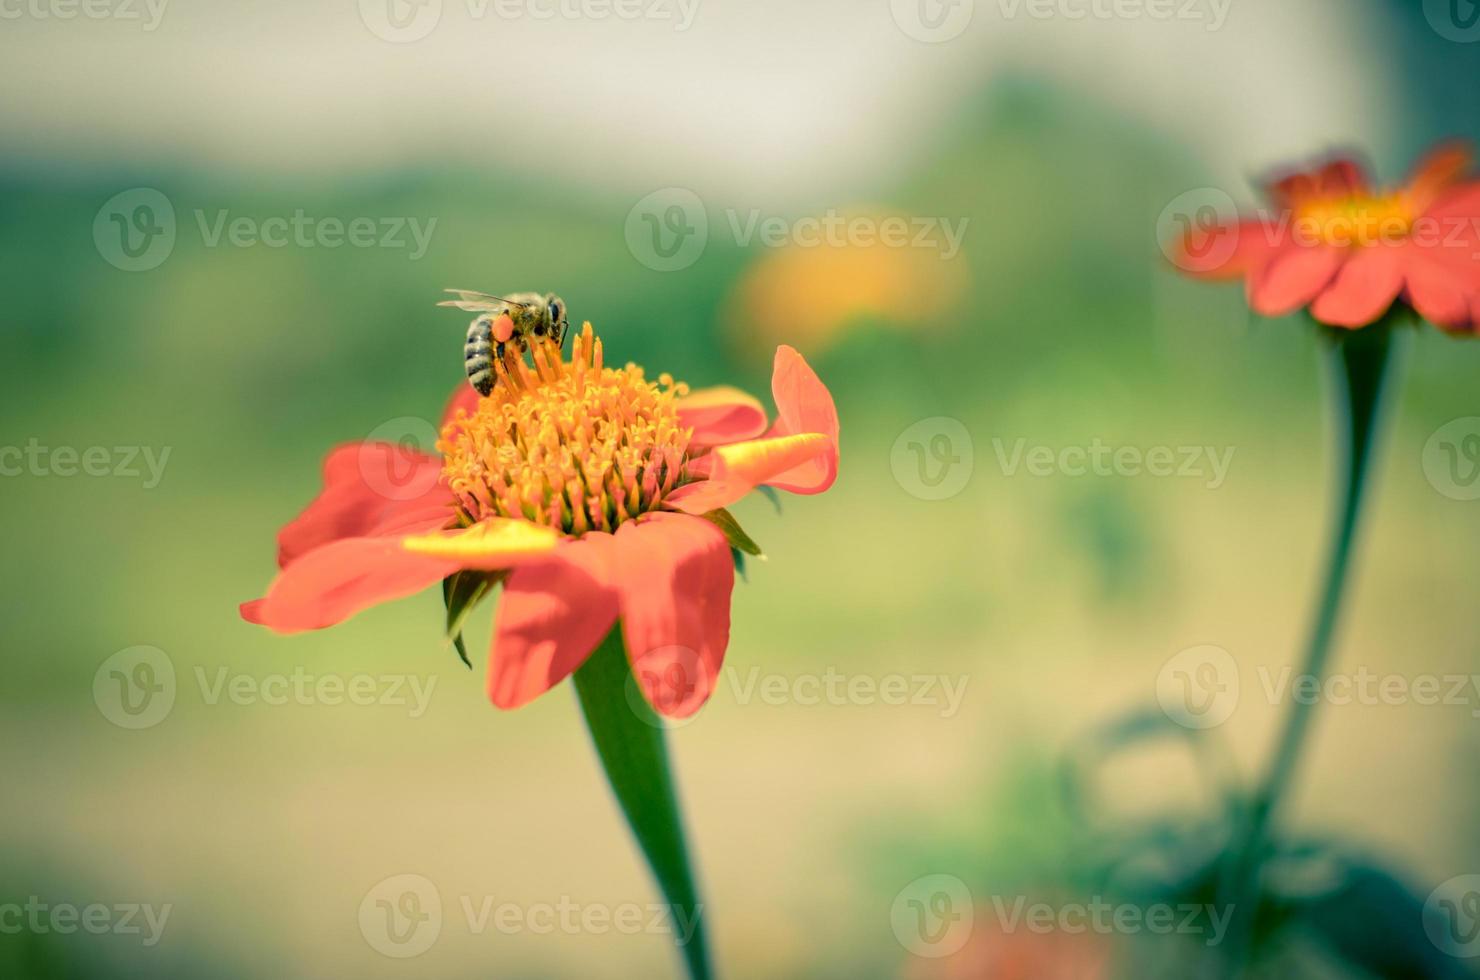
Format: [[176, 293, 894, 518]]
[[1295, 192, 1415, 248], [439, 323, 692, 535]]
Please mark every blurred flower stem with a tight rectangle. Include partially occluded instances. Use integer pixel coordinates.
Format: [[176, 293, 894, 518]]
[[573, 628, 711, 980], [1219, 313, 1408, 976]]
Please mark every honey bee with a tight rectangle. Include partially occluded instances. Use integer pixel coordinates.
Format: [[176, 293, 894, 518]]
[[438, 289, 570, 396]]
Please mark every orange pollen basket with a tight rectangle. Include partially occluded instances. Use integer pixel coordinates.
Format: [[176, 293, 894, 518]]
[[1294, 192, 1415, 247], [438, 323, 693, 535]]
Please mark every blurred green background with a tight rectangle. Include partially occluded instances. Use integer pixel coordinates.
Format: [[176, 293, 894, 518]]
[[3, 0, 1480, 976]]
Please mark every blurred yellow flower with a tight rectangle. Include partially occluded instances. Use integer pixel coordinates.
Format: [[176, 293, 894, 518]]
[[723, 207, 970, 356]]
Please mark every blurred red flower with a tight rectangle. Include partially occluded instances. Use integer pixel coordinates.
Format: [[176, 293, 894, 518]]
[[1172, 143, 1480, 331]]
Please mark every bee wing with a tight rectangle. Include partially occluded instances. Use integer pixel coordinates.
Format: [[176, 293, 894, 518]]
[[437, 288, 530, 312]]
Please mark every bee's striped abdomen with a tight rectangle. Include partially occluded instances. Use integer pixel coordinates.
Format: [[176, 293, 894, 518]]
[[465, 315, 496, 396]]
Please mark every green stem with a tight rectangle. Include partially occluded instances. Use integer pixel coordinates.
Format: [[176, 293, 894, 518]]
[[572, 629, 711, 980], [1218, 317, 1407, 975]]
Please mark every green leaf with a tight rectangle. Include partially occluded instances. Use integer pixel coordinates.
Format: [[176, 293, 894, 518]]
[[731, 547, 747, 582], [756, 484, 783, 514], [700, 507, 764, 558], [441, 571, 501, 669], [572, 630, 710, 980]]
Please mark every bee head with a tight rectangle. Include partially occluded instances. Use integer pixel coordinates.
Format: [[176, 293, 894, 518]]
[[542, 293, 568, 348]]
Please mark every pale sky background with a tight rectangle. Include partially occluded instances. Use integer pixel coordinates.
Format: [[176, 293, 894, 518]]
[[0, 0, 1402, 205]]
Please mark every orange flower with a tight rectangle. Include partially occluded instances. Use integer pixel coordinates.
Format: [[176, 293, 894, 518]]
[[240, 324, 839, 718], [1172, 143, 1480, 331]]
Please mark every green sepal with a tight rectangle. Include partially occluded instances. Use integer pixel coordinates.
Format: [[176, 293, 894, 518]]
[[731, 547, 747, 582], [441, 570, 502, 669], [700, 507, 764, 558]]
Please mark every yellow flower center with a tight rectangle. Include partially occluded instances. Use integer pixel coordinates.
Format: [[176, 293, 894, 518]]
[[1294, 192, 1415, 247], [438, 323, 693, 535]]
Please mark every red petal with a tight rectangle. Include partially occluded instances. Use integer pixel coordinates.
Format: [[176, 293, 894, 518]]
[[614, 513, 732, 719], [487, 534, 621, 710], [441, 385, 480, 428], [277, 443, 453, 569], [242, 521, 458, 634], [664, 433, 832, 515], [1248, 245, 1346, 317], [761, 345, 839, 494], [1405, 143, 1473, 214], [1425, 182, 1480, 221], [1172, 220, 1283, 281], [676, 386, 768, 446], [400, 518, 561, 569], [1309, 245, 1404, 328], [1405, 209, 1480, 288], [1404, 254, 1475, 328], [1266, 157, 1371, 208]]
